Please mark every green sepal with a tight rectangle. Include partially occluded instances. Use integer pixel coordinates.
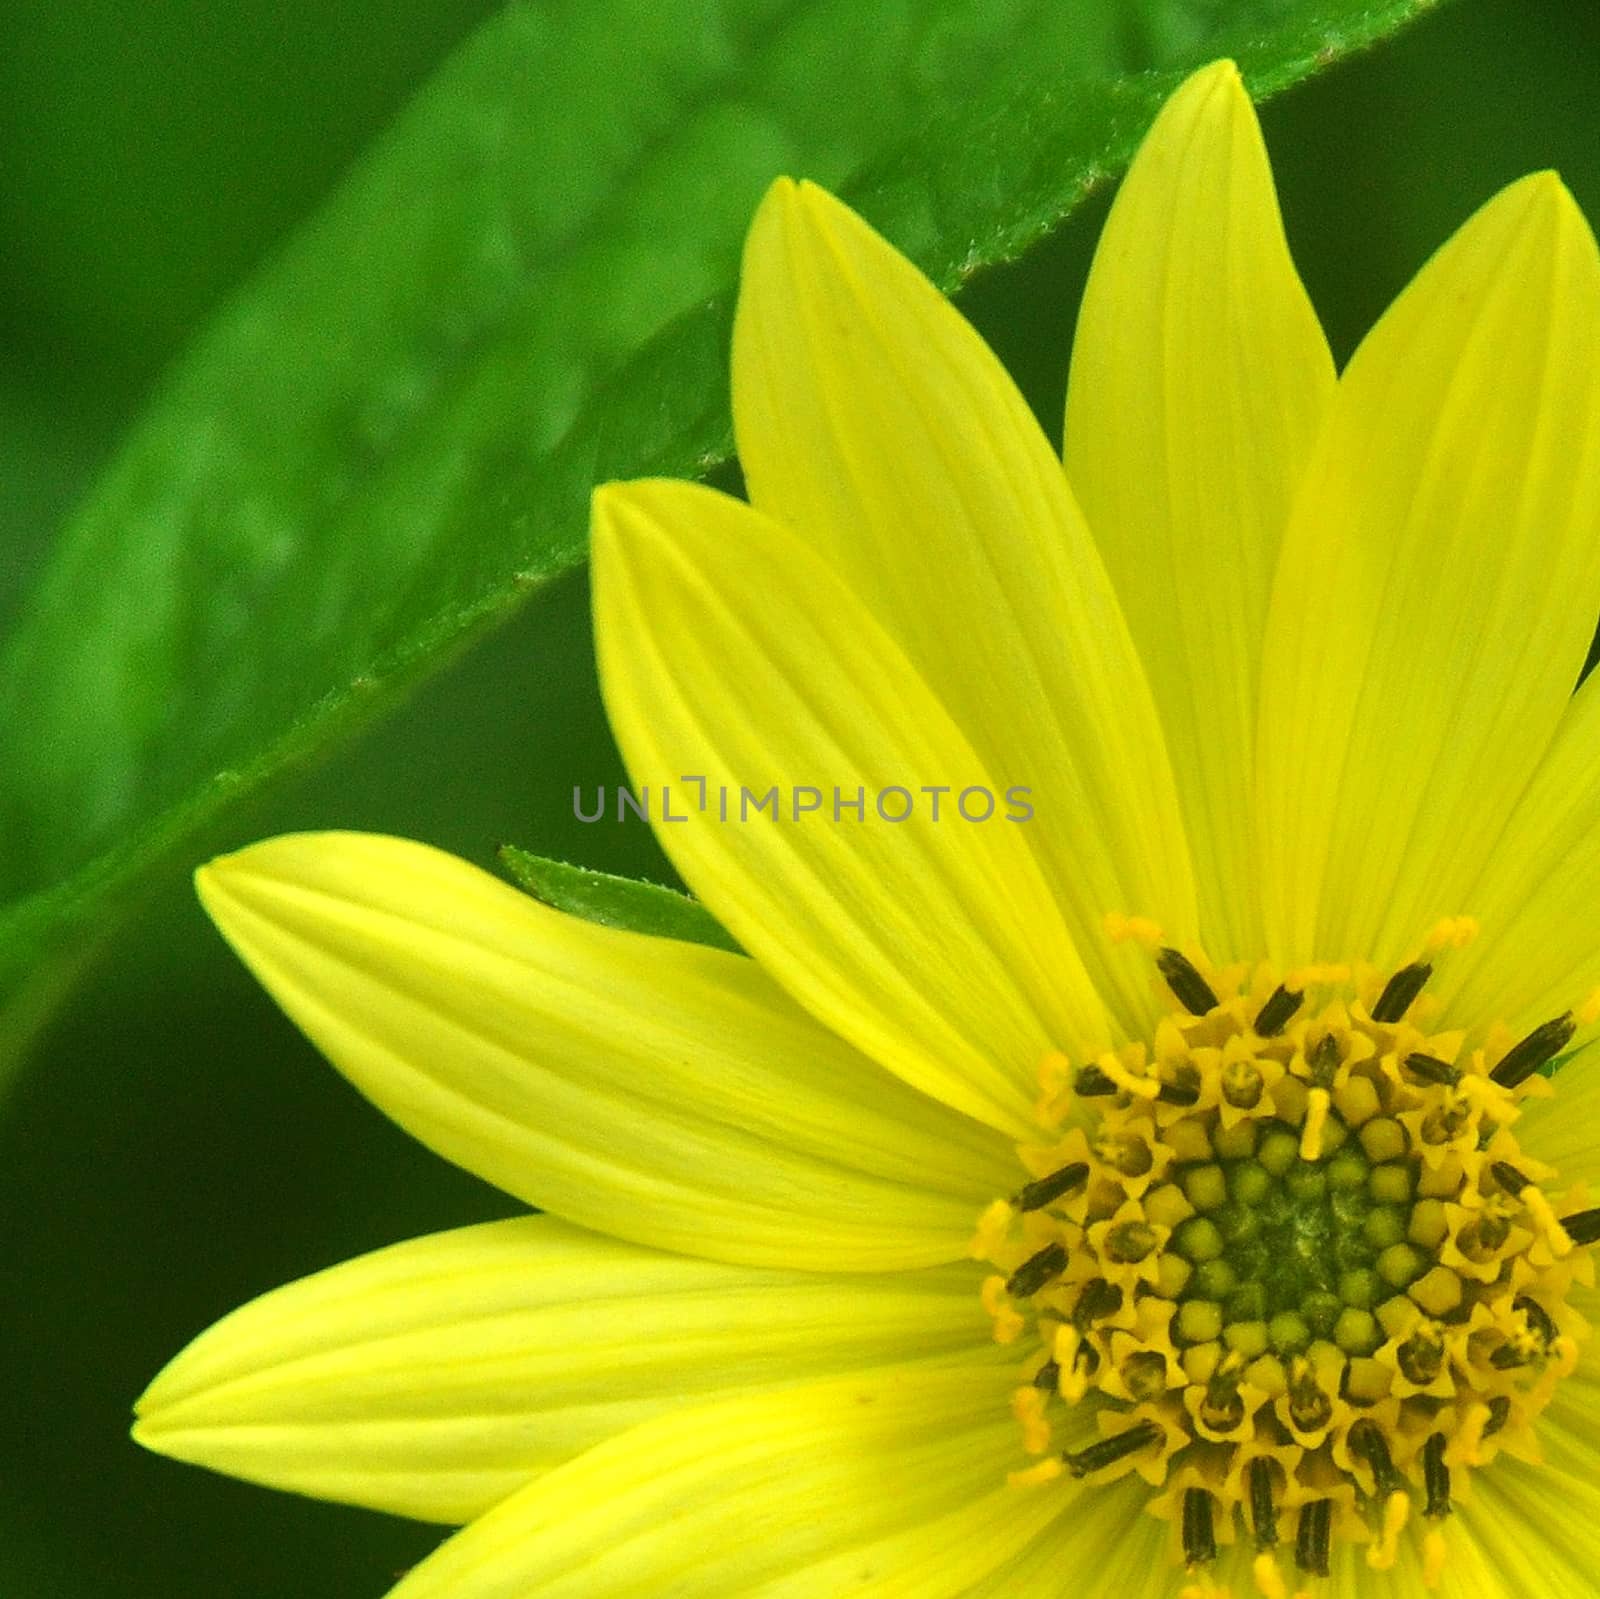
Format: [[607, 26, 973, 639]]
[[498, 846, 740, 955]]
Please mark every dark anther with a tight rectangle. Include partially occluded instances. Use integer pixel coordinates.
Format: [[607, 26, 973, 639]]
[[1072, 1278, 1122, 1329], [1459, 1212, 1511, 1259], [1015, 1162, 1089, 1212], [1423, 1433, 1452, 1520], [1200, 1366, 1245, 1433], [1490, 1161, 1532, 1197], [1104, 1221, 1158, 1263], [1156, 1077, 1201, 1107], [1295, 1498, 1332, 1579], [1484, 1395, 1512, 1437], [1397, 1330, 1444, 1386], [1121, 1350, 1168, 1402], [1032, 1358, 1061, 1392], [1490, 1013, 1577, 1089], [1516, 1295, 1558, 1348], [1248, 1458, 1280, 1550], [1254, 985, 1304, 1038], [1490, 1340, 1531, 1371], [1221, 1059, 1264, 1108], [1561, 1207, 1600, 1246], [1006, 1242, 1068, 1299], [1307, 1032, 1340, 1086], [1404, 1051, 1461, 1087], [1156, 948, 1220, 1016], [1074, 1065, 1118, 1097], [1371, 961, 1433, 1024], [1421, 1100, 1471, 1143], [1063, 1421, 1159, 1478], [1182, 1488, 1217, 1568], [1287, 1367, 1332, 1433], [1349, 1419, 1402, 1497]]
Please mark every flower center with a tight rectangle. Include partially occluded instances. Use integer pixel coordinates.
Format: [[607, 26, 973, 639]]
[[970, 946, 1595, 1596]]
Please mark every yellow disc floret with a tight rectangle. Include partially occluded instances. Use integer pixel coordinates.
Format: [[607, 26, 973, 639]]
[[971, 948, 1596, 1593]]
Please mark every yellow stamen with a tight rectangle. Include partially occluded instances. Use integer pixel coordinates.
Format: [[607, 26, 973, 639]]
[[1034, 1050, 1074, 1126], [968, 1198, 1015, 1261], [1251, 1552, 1288, 1599], [980, 1274, 1024, 1344], [1423, 1527, 1450, 1588], [1286, 961, 1350, 990], [1523, 1184, 1573, 1258], [1454, 1402, 1492, 1466], [1010, 1385, 1052, 1455], [1425, 915, 1480, 951], [1096, 1051, 1161, 1101], [1104, 912, 1163, 948], [1052, 1325, 1091, 1402], [1299, 1088, 1331, 1161], [1365, 1490, 1411, 1569]]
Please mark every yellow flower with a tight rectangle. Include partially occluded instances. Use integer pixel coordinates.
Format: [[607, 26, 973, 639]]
[[133, 58, 1600, 1597]]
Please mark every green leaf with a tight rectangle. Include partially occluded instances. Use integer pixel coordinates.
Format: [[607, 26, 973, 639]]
[[0, 0, 1444, 1061], [499, 846, 740, 954]]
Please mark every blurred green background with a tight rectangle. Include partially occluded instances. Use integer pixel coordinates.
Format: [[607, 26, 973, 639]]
[[2, 0, 1597, 1593]]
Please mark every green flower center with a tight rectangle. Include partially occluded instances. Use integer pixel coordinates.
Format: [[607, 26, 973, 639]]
[[1171, 1121, 1427, 1359]]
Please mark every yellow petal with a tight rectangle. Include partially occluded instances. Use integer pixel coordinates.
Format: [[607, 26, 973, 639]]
[[1428, 1338, 1600, 1594], [1257, 173, 1600, 968], [1438, 674, 1600, 1036], [1514, 1048, 1600, 1191], [383, 1361, 1068, 1598], [731, 176, 1197, 1034], [1315, 1513, 1500, 1598], [133, 1215, 991, 1523], [197, 832, 1012, 1270], [1065, 60, 1334, 962], [963, 1478, 1174, 1597], [593, 478, 1108, 1136]]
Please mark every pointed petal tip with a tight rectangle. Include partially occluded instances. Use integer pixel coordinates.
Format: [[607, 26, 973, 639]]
[[1494, 168, 1587, 232], [791, 176, 838, 210], [1170, 57, 1246, 113], [767, 175, 864, 250], [588, 478, 630, 543], [1137, 57, 1258, 169], [1519, 166, 1568, 202], [1469, 169, 1599, 278], [592, 477, 725, 562], [590, 478, 677, 551], [196, 833, 439, 922], [759, 172, 800, 208], [129, 1405, 178, 1452], [746, 173, 805, 240], [130, 1409, 210, 1469], [1187, 57, 1243, 90], [132, 1344, 195, 1425], [194, 849, 249, 920], [194, 834, 308, 895], [739, 177, 810, 303]]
